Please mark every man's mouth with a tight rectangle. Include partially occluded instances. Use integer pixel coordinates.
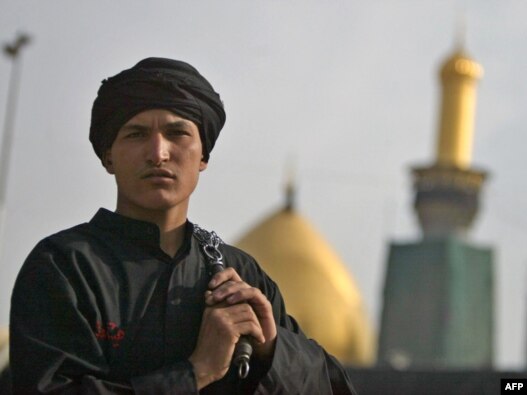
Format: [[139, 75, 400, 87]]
[[141, 168, 176, 179]]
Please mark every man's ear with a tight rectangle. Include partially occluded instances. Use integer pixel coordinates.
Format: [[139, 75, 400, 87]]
[[199, 159, 208, 172], [103, 150, 115, 174]]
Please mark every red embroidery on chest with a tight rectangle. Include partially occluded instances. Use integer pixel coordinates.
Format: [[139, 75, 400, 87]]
[[95, 321, 126, 348]]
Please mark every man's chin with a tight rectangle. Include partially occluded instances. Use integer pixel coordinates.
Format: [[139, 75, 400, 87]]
[[117, 195, 189, 216], [142, 198, 187, 212]]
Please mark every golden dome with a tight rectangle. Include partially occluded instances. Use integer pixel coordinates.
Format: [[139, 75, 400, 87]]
[[0, 327, 8, 349], [236, 204, 375, 365], [0, 327, 8, 372]]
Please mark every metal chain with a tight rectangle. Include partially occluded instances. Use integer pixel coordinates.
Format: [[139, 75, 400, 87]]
[[193, 225, 224, 276]]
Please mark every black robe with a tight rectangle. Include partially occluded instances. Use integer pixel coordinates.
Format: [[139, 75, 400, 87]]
[[10, 209, 356, 394]]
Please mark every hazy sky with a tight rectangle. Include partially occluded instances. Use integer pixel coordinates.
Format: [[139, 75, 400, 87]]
[[1, 0, 526, 370]]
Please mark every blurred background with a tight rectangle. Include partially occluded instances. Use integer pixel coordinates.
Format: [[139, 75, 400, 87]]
[[1, 0, 526, 390]]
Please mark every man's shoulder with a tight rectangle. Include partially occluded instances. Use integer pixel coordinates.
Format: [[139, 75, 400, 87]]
[[15, 222, 97, 284], [39, 222, 93, 248], [26, 218, 104, 262], [37, 208, 117, 250], [220, 242, 257, 263], [217, 242, 276, 289]]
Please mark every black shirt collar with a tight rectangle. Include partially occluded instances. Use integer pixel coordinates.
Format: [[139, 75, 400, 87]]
[[90, 208, 193, 259]]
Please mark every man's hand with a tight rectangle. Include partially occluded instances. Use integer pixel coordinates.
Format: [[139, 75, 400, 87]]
[[205, 268, 277, 361], [189, 300, 265, 390], [188, 268, 277, 390]]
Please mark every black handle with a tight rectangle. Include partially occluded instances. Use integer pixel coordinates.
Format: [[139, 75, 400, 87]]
[[209, 264, 252, 378]]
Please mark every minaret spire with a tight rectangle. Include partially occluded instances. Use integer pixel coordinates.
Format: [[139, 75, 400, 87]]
[[454, 10, 467, 52], [284, 156, 296, 211]]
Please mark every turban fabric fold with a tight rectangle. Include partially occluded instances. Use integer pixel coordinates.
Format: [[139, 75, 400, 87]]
[[90, 57, 226, 163]]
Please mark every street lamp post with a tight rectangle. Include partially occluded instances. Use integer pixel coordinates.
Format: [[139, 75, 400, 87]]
[[0, 33, 31, 244]]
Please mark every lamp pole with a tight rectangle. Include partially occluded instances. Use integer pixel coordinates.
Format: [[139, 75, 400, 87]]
[[0, 33, 31, 244]]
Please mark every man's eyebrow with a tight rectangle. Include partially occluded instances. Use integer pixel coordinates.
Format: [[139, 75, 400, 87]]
[[164, 120, 193, 129], [120, 124, 149, 132], [120, 120, 193, 132]]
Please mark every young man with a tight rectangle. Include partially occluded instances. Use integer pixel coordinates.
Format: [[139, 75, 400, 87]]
[[10, 58, 356, 394]]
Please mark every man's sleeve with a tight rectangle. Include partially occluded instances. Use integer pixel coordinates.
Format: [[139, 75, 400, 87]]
[[254, 280, 357, 395], [9, 242, 199, 395]]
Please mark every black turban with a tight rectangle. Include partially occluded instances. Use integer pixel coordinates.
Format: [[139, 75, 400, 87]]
[[89, 57, 226, 163]]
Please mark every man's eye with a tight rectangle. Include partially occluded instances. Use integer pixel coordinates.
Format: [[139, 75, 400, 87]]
[[125, 131, 145, 138], [167, 129, 188, 136]]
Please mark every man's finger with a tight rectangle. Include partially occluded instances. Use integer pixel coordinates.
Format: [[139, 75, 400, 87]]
[[225, 287, 268, 307], [206, 281, 252, 304], [208, 267, 242, 288]]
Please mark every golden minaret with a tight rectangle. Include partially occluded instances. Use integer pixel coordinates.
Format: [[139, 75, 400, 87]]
[[413, 40, 486, 237], [436, 46, 483, 168]]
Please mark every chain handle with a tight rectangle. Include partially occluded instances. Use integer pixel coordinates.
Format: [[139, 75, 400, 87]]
[[193, 224, 251, 379]]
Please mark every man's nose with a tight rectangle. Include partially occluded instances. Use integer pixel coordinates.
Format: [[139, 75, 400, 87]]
[[147, 132, 170, 165]]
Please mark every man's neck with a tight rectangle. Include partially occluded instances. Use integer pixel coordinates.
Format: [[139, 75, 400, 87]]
[[158, 222, 187, 257]]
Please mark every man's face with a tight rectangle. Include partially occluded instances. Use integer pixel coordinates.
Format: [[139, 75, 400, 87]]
[[104, 109, 207, 217]]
